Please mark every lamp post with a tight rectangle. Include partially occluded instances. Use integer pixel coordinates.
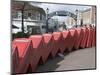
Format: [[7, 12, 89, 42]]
[[75, 9, 78, 27], [46, 8, 49, 33]]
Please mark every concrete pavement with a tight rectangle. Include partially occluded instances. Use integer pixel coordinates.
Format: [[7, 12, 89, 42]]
[[36, 47, 96, 72]]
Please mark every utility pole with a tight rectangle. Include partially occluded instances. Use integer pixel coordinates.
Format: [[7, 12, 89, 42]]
[[21, 2, 26, 34]]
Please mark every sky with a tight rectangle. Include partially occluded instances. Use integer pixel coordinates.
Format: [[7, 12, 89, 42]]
[[30, 2, 92, 22]]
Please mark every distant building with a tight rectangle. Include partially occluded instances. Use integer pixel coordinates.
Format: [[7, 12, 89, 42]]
[[65, 6, 96, 27], [81, 6, 96, 26], [12, 1, 46, 34]]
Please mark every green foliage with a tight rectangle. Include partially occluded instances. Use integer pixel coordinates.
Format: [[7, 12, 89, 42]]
[[12, 32, 29, 40]]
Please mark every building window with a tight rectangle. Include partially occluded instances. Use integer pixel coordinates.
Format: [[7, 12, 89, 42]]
[[29, 12, 37, 20], [22, 11, 27, 19], [42, 25, 46, 29], [28, 13, 31, 17], [17, 12, 22, 18], [12, 11, 22, 19], [35, 12, 40, 20]]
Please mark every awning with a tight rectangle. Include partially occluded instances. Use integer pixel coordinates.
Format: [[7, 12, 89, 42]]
[[12, 25, 19, 29]]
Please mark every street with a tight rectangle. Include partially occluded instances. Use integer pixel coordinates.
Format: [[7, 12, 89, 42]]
[[36, 47, 96, 72]]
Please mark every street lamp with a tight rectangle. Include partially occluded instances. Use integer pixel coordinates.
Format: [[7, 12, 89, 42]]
[[75, 9, 78, 27], [46, 8, 49, 15], [46, 8, 49, 33]]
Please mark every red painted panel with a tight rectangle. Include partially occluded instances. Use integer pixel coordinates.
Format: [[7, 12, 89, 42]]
[[51, 32, 62, 57], [42, 33, 53, 63], [12, 38, 32, 73]]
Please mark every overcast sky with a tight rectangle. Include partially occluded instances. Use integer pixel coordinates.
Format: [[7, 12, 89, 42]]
[[30, 2, 92, 22], [30, 2, 91, 13]]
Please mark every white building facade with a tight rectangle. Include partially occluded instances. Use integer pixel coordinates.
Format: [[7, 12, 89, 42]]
[[12, 1, 46, 34]]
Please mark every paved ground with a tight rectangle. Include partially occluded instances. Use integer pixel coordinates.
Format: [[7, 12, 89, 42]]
[[36, 47, 96, 72]]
